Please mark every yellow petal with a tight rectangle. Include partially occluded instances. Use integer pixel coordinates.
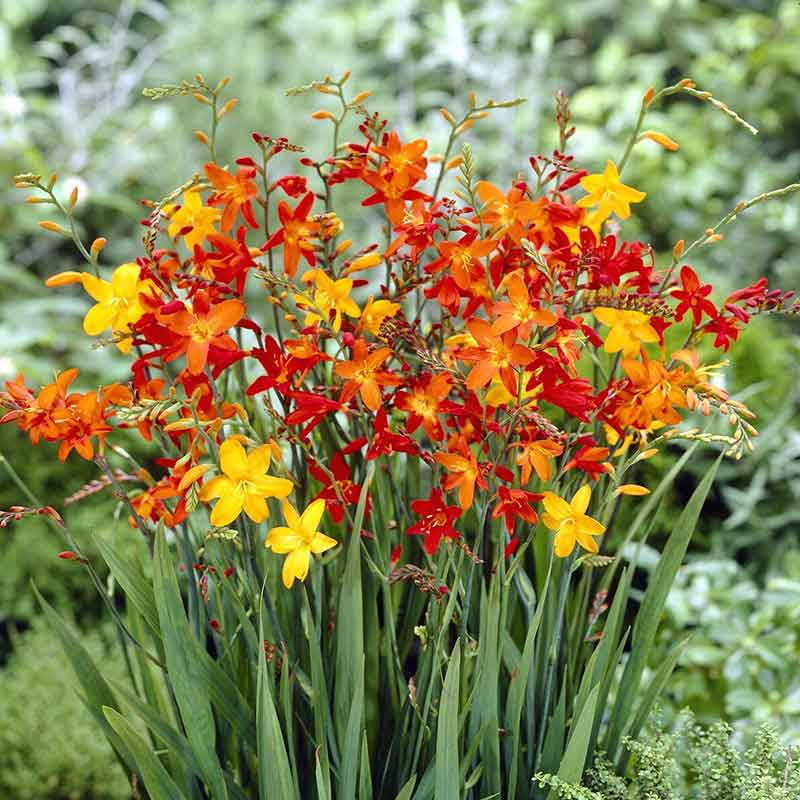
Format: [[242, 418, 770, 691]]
[[81, 273, 113, 302], [554, 528, 576, 558], [300, 498, 326, 534], [282, 546, 311, 588], [615, 484, 650, 496], [310, 532, 337, 554], [571, 485, 592, 515], [245, 444, 272, 477], [542, 492, 571, 520], [242, 491, 268, 523], [198, 475, 233, 501], [576, 514, 605, 537], [266, 527, 303, 553], [282, 501, 300, 530], [178, 463, 213, 492], [250, 475, 293, 499], [219, 439, 248, 481], [83, 303, 115, 335], [111, 263, 141, 298], [210, 492, 243, 527]]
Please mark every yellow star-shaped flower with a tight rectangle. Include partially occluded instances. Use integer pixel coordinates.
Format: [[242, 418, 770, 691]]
[[576, 160, 646, 222], [541, 485, 605, 558]]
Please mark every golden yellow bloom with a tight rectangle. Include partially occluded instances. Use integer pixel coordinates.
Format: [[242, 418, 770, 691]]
[[265, 498, 337, 588], [199, 439, 293, 527], [167, 190, 221, 250], [296, 270, 361, 332], [593, 307, 659, 358], [358, 296, 400, 335], [541, 485, 605, 558], [576, 160, 646, 221], [81, 263, 150, 353]]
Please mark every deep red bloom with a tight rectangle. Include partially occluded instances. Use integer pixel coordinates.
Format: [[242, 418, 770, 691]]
[[491, 486, 542, 535], [673, 265, 717, 324], [407, 488, 461, 554]]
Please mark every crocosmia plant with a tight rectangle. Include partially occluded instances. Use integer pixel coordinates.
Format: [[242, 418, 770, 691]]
[[4, 72, 799, 799]]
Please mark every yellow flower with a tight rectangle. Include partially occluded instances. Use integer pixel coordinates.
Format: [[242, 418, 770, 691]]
[[81, 263, 149, 353], [296, 270, 361, 332], [265, 498, 337, 588], [167, 190, 221, 250], [199, 439, 293, 527], [541, 485, 605, 558], [358, 296, 400, 336], [593, 307, 659, 358], [576, 160, 646, 221]]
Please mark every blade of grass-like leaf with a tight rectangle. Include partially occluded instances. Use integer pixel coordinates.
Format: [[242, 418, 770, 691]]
[[394, 775, 416, 800], [334, 462, 372, 748], [546, 684, 600, 800], [359, 732, 373, 800], [153, 530, 228, 799], [316, 750, 332, 800], [620, 635, 690, 771], [257, 611, 297, 799], [93, 531, 161, 636], [340, 656, 365, 799], [538, 685, 566, 777], [435, 640, 461, 800], [605, 455, 721, 762], [103, 706, 184, 800], [33, 583, 134, 774], [505, 563, 550, 800]]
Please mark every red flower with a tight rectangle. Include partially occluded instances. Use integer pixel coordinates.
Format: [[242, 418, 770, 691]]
[[492, 486, 542, 535], [407, 488, 461, 554], [673, 266, 717, 324], [366, 407, 418, 461]]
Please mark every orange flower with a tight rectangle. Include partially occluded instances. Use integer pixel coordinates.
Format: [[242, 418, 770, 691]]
[[264, 191, 319, 277], [204, 162, 259, 232], [164, 291, 245, 374], [434, 443, 486, 510], [493, 270, 557, 337], [334, 339, 401, 411], [476, 181, 542, 242], [459, 318, 535, 396], [514, 436, 564, 483], [425, 233, 496, 290], [395, 373, 452, 441]]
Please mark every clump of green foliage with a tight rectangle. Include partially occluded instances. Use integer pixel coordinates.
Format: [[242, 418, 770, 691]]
[[535, 714, 800, 799], [0, 620, 129, 800]]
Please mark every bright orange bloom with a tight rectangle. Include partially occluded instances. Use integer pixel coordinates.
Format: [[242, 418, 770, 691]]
[[613, 356, 687, 429], [395, 373, 452, 441], [334, 339, 401, 411], [514, 436, 564, 483], [434, 443, 486, 510], [476, 181, 542, 243], [204, 162, 259, 232], [163, 291, 245, 374], [264, 191, 319, 277], [493, 270, 557, 337], [459, 318, 535, 396], [425, 233, 496, 290]]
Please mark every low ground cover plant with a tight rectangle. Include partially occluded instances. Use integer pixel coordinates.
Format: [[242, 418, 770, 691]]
[[2, 72, 799, 798]]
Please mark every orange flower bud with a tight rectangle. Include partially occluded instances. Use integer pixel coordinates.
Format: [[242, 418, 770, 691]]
[[346, 252, 381, 274], [673, 239, 685, 258], [25, 196, 49, 204], [164, 418, 197, 432], [639, 448, 659, 460], [217, 98, 238, 120], [351, 90, 371, 105], [214, 76, 231, 93], [333, 238, 353, 257], [268, 438, 283, 463], [340, 69, 352, 83], [440, 107, 455, 125], [90, 237, 107, 257], [616, 484, 651, 496], [641, 130, 679, 151], [68, 186, 79, 208], [194, 130, 209, 145], [643, 87, 656, 105], [454, 119, 474, 135], [445, 156, 463, 171], [45, 271, 83, 287], [317, 84, 337, 94], [192, 92, 212, 105], [38, 220, 68, 235], [177, 463, 212, 492], [311, 110, 337, 121]]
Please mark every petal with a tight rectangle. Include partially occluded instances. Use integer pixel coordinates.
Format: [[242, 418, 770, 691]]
[[300, 498, 326, 534], [466, 361, 497, 391], [209, 299, 245, 334], [250, 475, 293, 498], [186, 340, 210, 374], [282, 546, 310, 588], [80, 273, 113, 302], [309, 532, 337, 554], [246, 444, 272, 476], [575, 514, 605, 537], [219, 438, 248, 481], [83, 303, 115, 335], [242, 491, 268, 523], [571, 485, 592, 514], [554, 527, 576, 558], [111, 263, 141, 297], [542, 491, 571, 519], [282, 501, 300, 530], [575, 530, 600, 553], [266, 527, 303, 553], [210, 492, 243, 527], [360, 379, 381, 411], [198, 475, 234, 501]]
